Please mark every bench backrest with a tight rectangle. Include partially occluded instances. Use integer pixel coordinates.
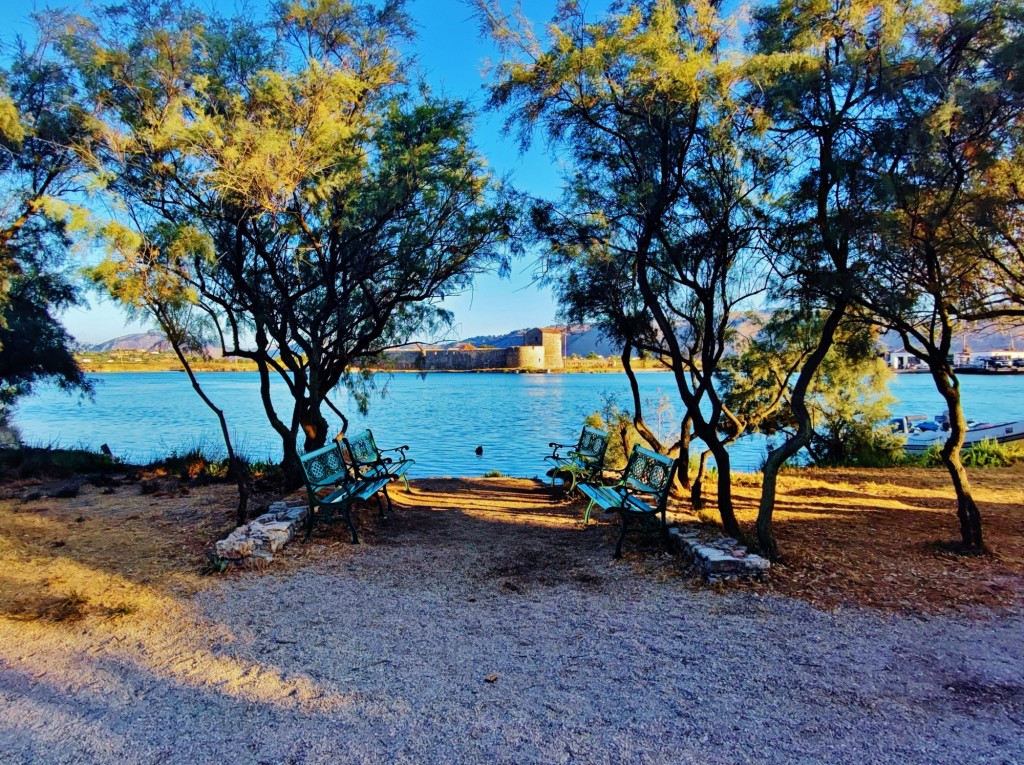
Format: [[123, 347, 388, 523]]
[[343, 429, 381, 467], [622, 445, 677, 509], [300, 442, 352, 489], [577, 426, 609, 463]]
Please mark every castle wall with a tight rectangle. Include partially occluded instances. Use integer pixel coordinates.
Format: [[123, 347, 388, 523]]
[[504, 346, 545, 369], [383, 348, 511, 371], [380, 328, 561, 371]]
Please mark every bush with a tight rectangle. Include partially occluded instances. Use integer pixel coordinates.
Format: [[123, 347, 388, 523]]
[[0, 445, 117, 479], [963, 439, 1024, 468], [916, 439, 1023, 468], [809, 423, 908, 468], [584, 394, 637, 470]]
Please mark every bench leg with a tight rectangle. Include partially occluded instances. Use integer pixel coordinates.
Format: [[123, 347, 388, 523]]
[[583, 498, 597, 525], [341, 505, 360, 544], [613, 513, 629, 559], [304, 500, 316, 541]]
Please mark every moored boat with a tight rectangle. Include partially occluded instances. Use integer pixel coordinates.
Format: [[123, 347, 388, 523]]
[[890, 415, 1024, 453]]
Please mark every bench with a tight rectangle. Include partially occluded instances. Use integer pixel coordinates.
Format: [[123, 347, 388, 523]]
[[544, 425, 609, 493], [342, 429, 414, 491], [299, 442, 391, 543], [579, 445, 678, 558]]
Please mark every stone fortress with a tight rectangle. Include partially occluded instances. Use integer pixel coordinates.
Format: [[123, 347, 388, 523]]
[[383, 328, 563, 372]]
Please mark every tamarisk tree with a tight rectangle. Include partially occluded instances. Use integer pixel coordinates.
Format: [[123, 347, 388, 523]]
[[0, 26, 91, 409], [854, 0, 1024, 549], [479, 0, 770, 537], [746, 0, 912, 558], [71, 0, 516, 484]]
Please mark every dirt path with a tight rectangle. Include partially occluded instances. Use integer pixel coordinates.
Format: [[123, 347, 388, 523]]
[[1, 477, 1022, 764]]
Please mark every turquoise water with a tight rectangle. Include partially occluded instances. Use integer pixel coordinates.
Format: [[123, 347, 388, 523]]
[[10, 371, 1024, 476]]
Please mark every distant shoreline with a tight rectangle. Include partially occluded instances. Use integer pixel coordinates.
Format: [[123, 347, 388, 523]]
[[77, 365, 662, 375], [74, 351, 661, 375]]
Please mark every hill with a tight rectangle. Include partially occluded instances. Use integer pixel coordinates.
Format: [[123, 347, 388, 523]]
[[87, 332, 170, 352]]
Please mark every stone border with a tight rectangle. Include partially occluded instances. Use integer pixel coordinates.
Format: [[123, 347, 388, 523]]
[[668, 526, 771, 582], [215, 501, 308, 563]]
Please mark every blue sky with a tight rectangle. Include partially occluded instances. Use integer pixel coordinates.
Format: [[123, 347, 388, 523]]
[[3, 0, 570, 343]]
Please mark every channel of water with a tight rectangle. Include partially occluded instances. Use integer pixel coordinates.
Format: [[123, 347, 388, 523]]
[[11, 371, 1024, 476]]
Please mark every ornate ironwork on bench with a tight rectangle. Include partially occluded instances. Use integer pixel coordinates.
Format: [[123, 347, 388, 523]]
[[579, 444, 678, 558], [544, 425, 609, 493], [342, 429, 414, 491], [299, 442, 391, 543]]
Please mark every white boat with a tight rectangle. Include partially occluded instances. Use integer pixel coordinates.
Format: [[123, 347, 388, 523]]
[[890, 415, 1024, 453]]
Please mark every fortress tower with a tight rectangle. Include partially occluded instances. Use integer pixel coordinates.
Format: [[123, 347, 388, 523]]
[[524, 327, 564, 370]]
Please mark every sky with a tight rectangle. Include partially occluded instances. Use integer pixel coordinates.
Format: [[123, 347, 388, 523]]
[[2, 0, 572, 344]]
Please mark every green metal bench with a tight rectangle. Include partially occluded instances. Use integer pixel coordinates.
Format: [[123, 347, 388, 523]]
[[299, 442, 391, 543], [579, 445, 678, 558], [544, 425, 609, 493], [342, 429, 414, 490]]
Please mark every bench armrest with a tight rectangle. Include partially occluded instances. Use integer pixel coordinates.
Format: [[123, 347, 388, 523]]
[[548, 441, 571, 457], [378, 445, 409, 458]]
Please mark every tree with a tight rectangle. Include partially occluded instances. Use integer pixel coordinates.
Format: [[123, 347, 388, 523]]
[[87, 224, 252, 524], [746, 0, 911, 558], [719, 312, 900, 469], [70, 0, 516, 485], [0, 26, 91, 411], [480, 0, 769, 538], [853, 0, 1024, 549]]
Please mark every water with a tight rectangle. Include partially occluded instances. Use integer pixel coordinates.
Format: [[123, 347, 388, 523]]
[[10, 370, 1024, 476]]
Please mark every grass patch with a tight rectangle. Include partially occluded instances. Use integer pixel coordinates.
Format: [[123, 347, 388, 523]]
[[0, 446, 118, 480]]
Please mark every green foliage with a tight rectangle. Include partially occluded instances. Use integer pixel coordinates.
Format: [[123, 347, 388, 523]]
[[720, 312, 904, 467], [584, 394, 639, 471], [201, 552, 230, 576], [482, 469, 505, 478], [916, 439, 1024, 468], [69, 0, 518, 479], [0, 446, 116, 479], [961, 440, 1023, 468], [0, 29, 92, 409]]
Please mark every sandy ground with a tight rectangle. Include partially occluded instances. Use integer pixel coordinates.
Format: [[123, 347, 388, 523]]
[[1, 473, 1022, 763]]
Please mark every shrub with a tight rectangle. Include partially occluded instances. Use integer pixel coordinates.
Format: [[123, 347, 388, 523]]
[[0, 445, 117, 479], [915, 439, 1023, 468], [963, 439, 1024, 468]]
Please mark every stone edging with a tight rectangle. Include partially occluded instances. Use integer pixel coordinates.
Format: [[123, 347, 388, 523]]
[[215, 501, 308, 562], [668, 526, 771, 581]]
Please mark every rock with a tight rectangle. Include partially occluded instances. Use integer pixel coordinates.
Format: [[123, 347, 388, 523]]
[[50, 477, 87, 499], [215, 532, 254, 560]]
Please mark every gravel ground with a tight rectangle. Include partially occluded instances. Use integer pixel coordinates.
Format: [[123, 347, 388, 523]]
[[2, 481, 1022, 764]]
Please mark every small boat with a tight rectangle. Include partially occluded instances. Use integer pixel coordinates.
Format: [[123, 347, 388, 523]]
[[890, 414, 1024, 453]]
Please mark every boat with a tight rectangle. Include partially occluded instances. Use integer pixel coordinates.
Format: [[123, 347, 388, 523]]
[[889, 414, 1024, 453]]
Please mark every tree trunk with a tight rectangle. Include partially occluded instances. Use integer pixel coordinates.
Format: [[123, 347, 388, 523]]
[[622, 343, 664, 451], [166, 333, 249, 524], [756, 302, 847, 560], [707, 440, 741, 538], [677, 414, 693, 490], [691, 449, 711, 509], [931, 365, 984, 549], [299, 397, 330, 454]]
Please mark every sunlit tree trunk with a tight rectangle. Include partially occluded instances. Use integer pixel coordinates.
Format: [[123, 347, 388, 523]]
[[931, 365, 984, 549], [757, 302, 847, 560]]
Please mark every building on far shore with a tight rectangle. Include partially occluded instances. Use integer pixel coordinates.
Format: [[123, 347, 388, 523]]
[[381, 327, 563, 372]]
